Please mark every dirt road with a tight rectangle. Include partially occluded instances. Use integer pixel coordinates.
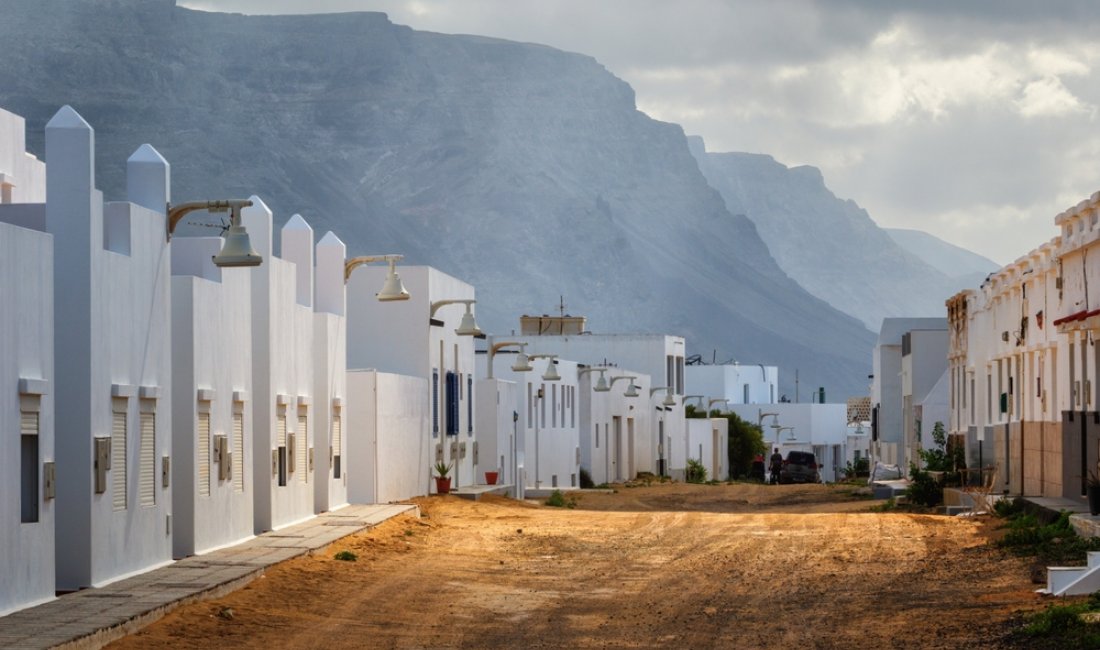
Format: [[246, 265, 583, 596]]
[[109, 482, 1043, 649]]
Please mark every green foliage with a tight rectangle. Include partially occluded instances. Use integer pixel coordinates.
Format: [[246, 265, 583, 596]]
[[844, 457, 870, 479], [917, 422, 965, 479], [721, 413, 767, 480], [686, 458, 708, 483], [684, 404, 705, 419], [433, 461, 452, 478], [545, 489, 577, 509], [579, 467, 595, 489], [993, 496, 1026, 519], [869, 497, 896, 512], [334, 550, 357, 562], [905, 464, 943, 507], [1017, 594, 1100, 647], [997, 510, 1100, 565]]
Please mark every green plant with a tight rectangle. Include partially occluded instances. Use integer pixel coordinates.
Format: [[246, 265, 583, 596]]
[[433, 461, 452, 478], [905, 464, 943, 507], [1015, 598, 1100, 647], [334, 550, 357, 562], [869, 497, 896, 512], [686, 458, 707, 484], [579, 467, 594, 489], [545, 489, 576, 509], [997, 510, 1100, 565], [993, 496, 1025, 518]]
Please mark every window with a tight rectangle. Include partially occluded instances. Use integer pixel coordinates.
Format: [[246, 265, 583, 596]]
[[467, 376, 474, 435], [527, 383, 533, 428], [541, 384, 546, 428], [112, 404, 127, 511], [21, 411, 39, 523], [139, 408, 155, 506], [445, 371, 459, 436], [595, 423, 600, 448], [277, 411, 288, 487], [666, 355, 674, 391], [432, 369, 439, 436], [570, 387, 575, 428], [198, 412, 211, 497], [552, 384, 558, 427], [298, 407, 308, 483], [743, 384, 750, 404], [233, 408, 245, 492], [332, 410, 342, 480], [676, 356, 685, 395]]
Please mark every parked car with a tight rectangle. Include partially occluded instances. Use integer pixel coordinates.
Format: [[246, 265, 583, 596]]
[[780, 451, 820, 484]]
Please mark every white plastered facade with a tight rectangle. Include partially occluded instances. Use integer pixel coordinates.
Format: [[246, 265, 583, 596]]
[[313, 232, 348, 513]]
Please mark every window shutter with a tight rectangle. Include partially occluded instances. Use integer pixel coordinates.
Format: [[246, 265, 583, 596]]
[[277, 414, 287, 447], [198, 413, 211, 497], [432, 370, 439, 436], [139, 412, 155, 506], [112, 411, 127, 510], [332, 414, 342, 457], [233, 412, 245, 492], [298, 413, 308, 482], [467, 375, 473, 434], [445, 372, 459, 436], [21, 412, 38, 436]]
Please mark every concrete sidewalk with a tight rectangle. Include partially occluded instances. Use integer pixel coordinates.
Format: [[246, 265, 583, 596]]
[[0, 503, 418, 650]]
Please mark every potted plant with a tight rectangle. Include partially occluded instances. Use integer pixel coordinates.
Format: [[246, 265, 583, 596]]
[[434, 461, 453, 495], [484, 468, 499, 486], [1088, 469, 1100, 516]]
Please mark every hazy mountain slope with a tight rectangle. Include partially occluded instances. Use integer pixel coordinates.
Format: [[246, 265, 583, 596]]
[[0, 0, 875, 396], [690, 138, 966, 330], [885, 228, 1000, 280]]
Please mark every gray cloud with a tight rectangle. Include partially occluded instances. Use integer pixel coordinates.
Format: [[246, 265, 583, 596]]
[[183, 0, 1100, 264]]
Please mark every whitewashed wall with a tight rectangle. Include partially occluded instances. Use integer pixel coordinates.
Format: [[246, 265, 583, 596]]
[[49, 108, 173, 590], [313, 232, 347, 513], [346, 370, 430, 503], [0, 107, 45, 204], [474, 378, 517, 487], [241, 200, 316, 532], [170, 237, 253, 558], [685, 364, 779, 405], [0, 217, 54, 615], [686, 418, 728, 481], [347, 266, 478, 489]]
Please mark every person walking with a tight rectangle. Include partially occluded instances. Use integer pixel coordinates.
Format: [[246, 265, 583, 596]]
[[769, 448, 783, 484]]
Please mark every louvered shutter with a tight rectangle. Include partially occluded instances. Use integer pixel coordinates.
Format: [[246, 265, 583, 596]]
[[21, 411, 38, 435], [198, 413, 211, 496], [432, 370, 439, 436], [139, 413, 155, 506], [233, 412, 245, 492], [467, 376, 473, 434], [446, 372, 459, 436], [277, 414, 287, 447], [298, 414, 308, 482], [112, 411, 127, 510]]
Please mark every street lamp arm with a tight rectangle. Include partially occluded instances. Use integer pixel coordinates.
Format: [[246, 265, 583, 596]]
[[608, 375, 637, 387], [344, 254, 403, 283], [650, 386, 671, 396], [166, 198, 253, 240], [430, 298, 474, 318], [577, 366, 611, 378]]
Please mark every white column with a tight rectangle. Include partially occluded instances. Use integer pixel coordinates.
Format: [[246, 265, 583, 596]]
[[126, 144, 170, 215], [315, 231, 346, 316], [281, 214, 314, 308]]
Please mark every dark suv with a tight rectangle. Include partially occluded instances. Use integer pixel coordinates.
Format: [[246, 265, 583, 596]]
[[780, 451, 820, 484]]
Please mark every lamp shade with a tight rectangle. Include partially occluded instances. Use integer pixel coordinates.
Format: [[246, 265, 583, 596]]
[[624, 382, 639, 398], [511, 351, 533, 372], [662, 392, 676, 407], [212, 224, 262, 267], [541, 362, 561, 382], [594, 374, 610, 392], [455, 309, 482, 336], [377, 269, 410, 301]]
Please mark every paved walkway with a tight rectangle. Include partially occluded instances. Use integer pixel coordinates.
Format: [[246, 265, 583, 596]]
[[0, 503, 418, 650], [1024, 495, 1100, 539]]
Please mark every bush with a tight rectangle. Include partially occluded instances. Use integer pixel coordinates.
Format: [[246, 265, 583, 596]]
[[579, 467, 594, 489], [334, 550, 357, 562], [997, 510, 1100, 565], [905, 464, 943, 507], [686, 459, 708, 484], [545, 489, 576, 509]]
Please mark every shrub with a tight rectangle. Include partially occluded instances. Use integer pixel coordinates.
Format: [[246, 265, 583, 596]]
[[334, 550, 357, 562], [686, 459, 707, 484], [579, 467, 594, 489], [905, 464, 943, 507], [997, 510, 1100, 565], [545, 489, 576, 509]]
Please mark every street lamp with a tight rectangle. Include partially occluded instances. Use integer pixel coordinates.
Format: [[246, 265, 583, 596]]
[[758, 410, 779, 429], [708, 398, 729, 414], [684, 395, 705, 413], [343, 254, 409, 301], [485, 340, 532, 379], [528, 354, 561, 382], [430, 299, 482, 337], [650, 386, 677, 407], [578, 367, 612, 392], [609, 375, 639, 397], [166, 199, 262, 267]]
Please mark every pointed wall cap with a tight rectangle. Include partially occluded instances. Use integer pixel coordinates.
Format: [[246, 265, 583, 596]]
[[317, 231, 345, 248], [46, 105, 92, 130], [283, 213, 313, 232], [128, 143, 167, 164]]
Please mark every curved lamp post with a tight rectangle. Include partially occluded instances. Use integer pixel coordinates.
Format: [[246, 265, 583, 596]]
[[578, 366, 612, 392], [528, 354, 561, 382], [650, 386, 677, 407], [708, 398, 729, 414], [609, 375, 639, 397], [430, 299, 482, 337], [166, 199, 262, 267], [486, 341, 532, 379], [344, 254, 410, 301]]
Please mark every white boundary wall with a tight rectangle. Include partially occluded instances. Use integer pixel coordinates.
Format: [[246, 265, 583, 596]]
[[313, 232, 348, 513]]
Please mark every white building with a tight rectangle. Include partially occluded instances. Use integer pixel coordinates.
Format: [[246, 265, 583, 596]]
[[871, 318, 947, 470], [686, 417, 728, 482], [312, 232, 348, 513], [346, 265, 480, 493], [241, 204, 317, 532], [170, 235, 253, 558], [0, 106, 53, 614], [685, 363, 778, 405], [494, 326, 687, 480], [575, 366, 653, 485], [474, 377, 519, 490], [48, 107, 174, 590]]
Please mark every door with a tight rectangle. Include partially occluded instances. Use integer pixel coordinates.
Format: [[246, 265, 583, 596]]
[[627, 418, 635, 479], [612, 416, 622, 482], [712, 427, 720, 481]]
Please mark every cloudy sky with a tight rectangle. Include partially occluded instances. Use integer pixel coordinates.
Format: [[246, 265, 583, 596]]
[[182, 0, 1100, 265]]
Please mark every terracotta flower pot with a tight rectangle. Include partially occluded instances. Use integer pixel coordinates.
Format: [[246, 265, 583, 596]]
[[434, 477, 451, 495], [485, 471, 499, 485]]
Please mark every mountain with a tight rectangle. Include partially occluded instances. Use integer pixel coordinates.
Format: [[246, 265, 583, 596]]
[[0, 0, 875, 397], [689, 138, 974, 330], [885, 228, 1000, 287]]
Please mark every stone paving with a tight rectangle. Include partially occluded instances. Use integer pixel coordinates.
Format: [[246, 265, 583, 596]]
[[0, 503, 418, 650]]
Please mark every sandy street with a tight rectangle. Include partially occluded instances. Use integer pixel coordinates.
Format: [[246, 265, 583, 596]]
[[109, 482, 1045, 649]]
